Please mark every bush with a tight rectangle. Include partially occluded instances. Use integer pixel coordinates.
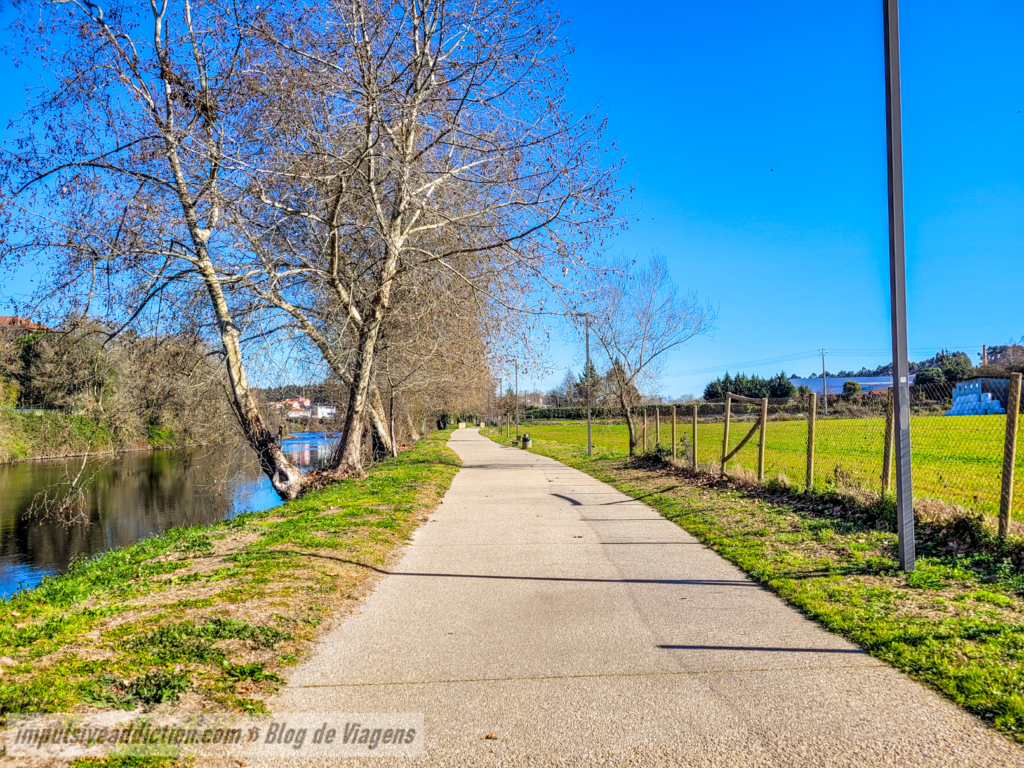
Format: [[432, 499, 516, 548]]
[[0, 377, 18, 409], [935, 350, 973, 383], [126, 669, 191, 705], [842, 380, 862, 395], [915, 367, 946, 386], [523, 406, 594, 420], [974, 364, 1011, 379]]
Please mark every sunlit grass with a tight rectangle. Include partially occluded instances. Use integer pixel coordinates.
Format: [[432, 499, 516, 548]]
[[511, 415, 1024, 519], [0, 430, 460, 719]]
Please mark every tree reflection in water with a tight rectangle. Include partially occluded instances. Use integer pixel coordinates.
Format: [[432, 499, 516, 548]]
[[0, 432, 341, 595]]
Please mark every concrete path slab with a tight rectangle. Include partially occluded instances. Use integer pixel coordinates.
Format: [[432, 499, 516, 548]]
[[270, 429, 1024, 766]]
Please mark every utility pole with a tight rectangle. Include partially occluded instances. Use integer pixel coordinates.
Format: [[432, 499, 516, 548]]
[[515, 359, 519, 439], [586, 315, 592, 457], [821, 348, 828, 416], [884, 0, 915, 571]]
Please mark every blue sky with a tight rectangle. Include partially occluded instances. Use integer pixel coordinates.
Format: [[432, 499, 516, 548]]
[[513, 0, 1024, 397], [2, 1, 1022, 398]]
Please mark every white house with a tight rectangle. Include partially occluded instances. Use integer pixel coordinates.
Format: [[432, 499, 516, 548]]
[[312, 404, 337, 419]]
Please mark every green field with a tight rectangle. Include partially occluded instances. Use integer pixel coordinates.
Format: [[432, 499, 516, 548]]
[[509, 415, 1024, 519]]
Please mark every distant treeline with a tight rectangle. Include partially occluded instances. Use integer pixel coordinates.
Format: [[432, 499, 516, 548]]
[[703, 372, 798, 401], [257, 384, 345, 404], [810, 347, 1024, 382]]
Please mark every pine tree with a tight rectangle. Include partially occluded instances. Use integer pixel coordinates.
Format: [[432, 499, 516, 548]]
[[578, 360, 600, 405]]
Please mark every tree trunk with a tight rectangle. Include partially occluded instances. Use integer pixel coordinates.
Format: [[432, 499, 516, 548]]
[[368, 387, 393, 456], [260, 300, 395, 457], [165, 141, 307, 500], [330, 235, 401, 473], [370, 420, 389, 462], [405, 411, 421, 442], [388, 388, 398, 458], [194, 255, 307, 498], [332, 325, 382, 473], [621, 398, 638, 456]]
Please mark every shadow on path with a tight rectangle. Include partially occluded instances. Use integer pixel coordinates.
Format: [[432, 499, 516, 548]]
[[659, 644, 866, 655], [278, 550, 759, 587]]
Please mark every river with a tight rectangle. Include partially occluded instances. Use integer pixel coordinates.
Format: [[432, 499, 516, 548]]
[[0, 432, 340, 596]]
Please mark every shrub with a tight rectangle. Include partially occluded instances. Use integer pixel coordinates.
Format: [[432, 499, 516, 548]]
[[935, 350, 974, 383], [0, 377, 18, 409], [915, 367, 946, 386], [842, 380, 862, 395]]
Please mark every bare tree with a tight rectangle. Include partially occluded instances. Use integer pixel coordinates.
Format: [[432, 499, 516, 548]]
[[1, 0, 621, 490], [238, 0, 622, 473], [588, 255, 715, 455], [0, 0, 316, 496]]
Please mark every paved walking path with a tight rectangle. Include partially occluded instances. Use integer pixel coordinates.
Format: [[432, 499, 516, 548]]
[[272, 429, 1024, 766]]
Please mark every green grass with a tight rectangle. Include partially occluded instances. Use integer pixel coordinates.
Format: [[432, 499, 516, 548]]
[[0, 409, 197, 462], [486, 426, 1024, 744], [0, 429, 460, 719], [512, 416, 1024, 520], [0, 410, 117, 462]]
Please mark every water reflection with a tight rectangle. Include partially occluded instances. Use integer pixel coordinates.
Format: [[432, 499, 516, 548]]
[[0, 432, 340, 596]]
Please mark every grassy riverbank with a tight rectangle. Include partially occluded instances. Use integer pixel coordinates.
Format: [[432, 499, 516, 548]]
[[0, 429, 459, 720], [482, 426, 1024, 744], [0, 410, 182, 464]]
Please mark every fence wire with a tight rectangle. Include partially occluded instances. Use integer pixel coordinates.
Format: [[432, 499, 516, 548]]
[[509, 375, 1024, 520]]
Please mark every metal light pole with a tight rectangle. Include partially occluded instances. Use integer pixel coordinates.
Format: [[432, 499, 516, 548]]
[[821, 348, 828, 416], [515, 359, 519, 439], [884, 0, 915, 571], [586, 315, 592, 457]]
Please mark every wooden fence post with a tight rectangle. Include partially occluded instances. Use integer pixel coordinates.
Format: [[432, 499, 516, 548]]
[[806, 392, 816, 491], [721, 394, 732, 478], [1000, 372, 1022, 538], [758, 397, 768, 483], [643, 409, 648, 453], [656, 407, 661, 448], [882, 387, 895, 493], [691, 403, 698, 470], [671, 406, 677, 461]]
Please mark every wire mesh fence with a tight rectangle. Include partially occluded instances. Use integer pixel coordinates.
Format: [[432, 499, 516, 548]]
[[503, 375, 1024, 521]]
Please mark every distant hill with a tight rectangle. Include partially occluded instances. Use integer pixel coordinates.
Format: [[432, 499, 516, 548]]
[[799, 350, 974, 379]]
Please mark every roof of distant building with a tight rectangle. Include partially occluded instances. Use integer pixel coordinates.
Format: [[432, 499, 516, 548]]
[[0, 316, 46, 330], [789, 375, 917, 395]]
